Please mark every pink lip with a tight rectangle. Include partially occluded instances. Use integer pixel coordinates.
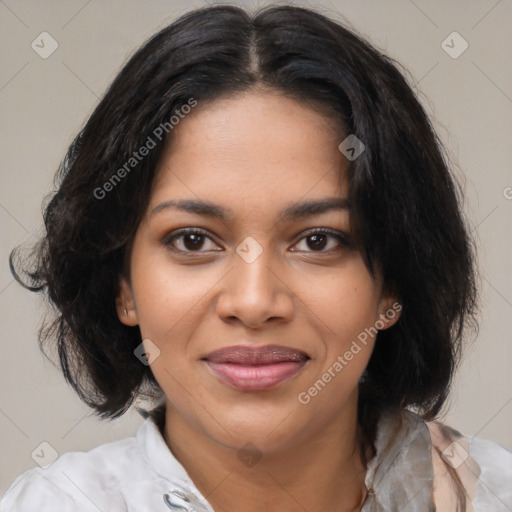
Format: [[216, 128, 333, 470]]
[[203, 345, 309, 391]]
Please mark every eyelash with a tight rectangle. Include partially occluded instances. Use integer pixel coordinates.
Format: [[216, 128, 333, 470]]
[[162, 227, 351, 255]]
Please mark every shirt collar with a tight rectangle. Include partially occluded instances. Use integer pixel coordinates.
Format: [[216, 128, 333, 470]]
[[362, 408, 435, 511], [136, 409, 195, 487], [136, 406, 436, 511]]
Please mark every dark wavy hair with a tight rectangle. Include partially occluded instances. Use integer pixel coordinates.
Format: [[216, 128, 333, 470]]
[[10, 3, 478, 459]]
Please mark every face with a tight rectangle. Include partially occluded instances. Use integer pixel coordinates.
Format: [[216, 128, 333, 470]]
[[116, 89, 400, 454]]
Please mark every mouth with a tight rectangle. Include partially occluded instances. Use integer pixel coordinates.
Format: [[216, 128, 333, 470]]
[[202, 345, 310, 391]]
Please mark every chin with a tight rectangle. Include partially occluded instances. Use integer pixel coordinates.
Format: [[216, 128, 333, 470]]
[[205, 408, 310, 455]]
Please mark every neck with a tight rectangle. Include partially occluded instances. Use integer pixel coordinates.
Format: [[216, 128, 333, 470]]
[[162, 395, 371, 512]]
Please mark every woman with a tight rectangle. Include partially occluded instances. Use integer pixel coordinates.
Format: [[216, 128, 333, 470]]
[[3, 4, 511, 511]]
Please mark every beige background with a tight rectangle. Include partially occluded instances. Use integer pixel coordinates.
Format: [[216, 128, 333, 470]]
[[1, 0, 511, 495]]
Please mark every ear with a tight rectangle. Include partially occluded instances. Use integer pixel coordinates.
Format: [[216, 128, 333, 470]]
[[115, 275, 139, 326], [376, 294, 402, 330]]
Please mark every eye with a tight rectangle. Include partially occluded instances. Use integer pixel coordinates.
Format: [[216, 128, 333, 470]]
[[291, 229, 351, 253], [162, 227, 351, 255], [162, 228, 222, 253]]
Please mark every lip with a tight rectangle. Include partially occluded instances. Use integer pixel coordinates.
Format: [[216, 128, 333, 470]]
[[203, 344, 309, 391]]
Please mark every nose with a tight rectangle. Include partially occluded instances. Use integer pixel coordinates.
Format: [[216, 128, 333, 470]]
[[215, 245, 294, 329]]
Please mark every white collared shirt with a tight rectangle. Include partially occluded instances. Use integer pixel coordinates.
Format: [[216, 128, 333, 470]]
[[2, 408, 511, 511]]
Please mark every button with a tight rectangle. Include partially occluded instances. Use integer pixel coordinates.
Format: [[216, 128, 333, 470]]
[[163, 488, 211, 511]]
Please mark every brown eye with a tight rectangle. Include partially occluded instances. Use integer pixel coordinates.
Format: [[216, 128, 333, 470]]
[[163, 228, 222, 253], [291, 229, 350, 253], [305, 233, 329, 251], [182, 233, 206, 250]]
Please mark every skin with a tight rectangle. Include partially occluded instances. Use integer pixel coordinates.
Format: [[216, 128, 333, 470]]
[[116, 88, 401, 512]]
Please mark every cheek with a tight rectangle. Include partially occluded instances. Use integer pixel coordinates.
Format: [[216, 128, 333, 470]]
[[296, 259, 380, 340], [131, 258, 214, 422], [294, 278, 378, 426], [129, 249, 222, 399], [131, 251, 221, 341], [294, 261, 380, 384]]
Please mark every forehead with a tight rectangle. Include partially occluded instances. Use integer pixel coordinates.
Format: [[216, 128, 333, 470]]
[[149, 90, 349, 216]]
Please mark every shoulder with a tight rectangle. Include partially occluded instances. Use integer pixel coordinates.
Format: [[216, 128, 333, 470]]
[[468, 434, 512, 510], [425, 416, 512, 511], [1, 423, 156, 511], [0, 472, 78, 511]]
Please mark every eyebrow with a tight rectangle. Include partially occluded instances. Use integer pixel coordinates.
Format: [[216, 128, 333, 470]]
[[149, 197, 350, 222]]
